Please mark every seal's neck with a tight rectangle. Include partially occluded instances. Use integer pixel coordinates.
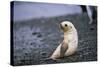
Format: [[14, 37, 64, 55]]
[[63, 32, 69, 42], [63, 29, 75, 42], [62, 27, 76, 42]]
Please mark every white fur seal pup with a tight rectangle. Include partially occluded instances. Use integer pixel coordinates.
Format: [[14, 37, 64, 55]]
[[50, 21, 78, 60]]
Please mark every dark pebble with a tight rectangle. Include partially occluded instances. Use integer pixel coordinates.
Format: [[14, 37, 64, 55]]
[[37, 34, 42, 37], [25, 53, 28, 55], [41, 52, 47, 56], [32, 32, 42, 37], [32, 32, 38, 35], [20, 60, 26, 63], [30, 42, 35, 45], [90, 27, 95, 30], [23, 48, 25, 50]]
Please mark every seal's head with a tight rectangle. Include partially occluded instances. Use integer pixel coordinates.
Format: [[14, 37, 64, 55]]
[[60, 21, 75, 32]]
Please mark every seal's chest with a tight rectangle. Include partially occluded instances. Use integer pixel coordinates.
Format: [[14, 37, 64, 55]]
[[67, 34, 74, 42], [67, 32, 77, 42]]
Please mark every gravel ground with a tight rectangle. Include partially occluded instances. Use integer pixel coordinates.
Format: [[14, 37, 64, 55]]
[[12, 13, 97, 66]]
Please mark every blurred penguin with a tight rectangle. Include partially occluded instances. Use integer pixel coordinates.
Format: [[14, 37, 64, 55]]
[[80, 5, 97, 24]]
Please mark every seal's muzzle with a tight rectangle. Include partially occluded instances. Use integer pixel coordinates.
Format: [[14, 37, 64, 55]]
[[60, 23, 64, 30]]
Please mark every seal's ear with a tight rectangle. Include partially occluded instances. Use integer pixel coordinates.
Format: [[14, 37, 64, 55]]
[[69, 25, 72, 29]]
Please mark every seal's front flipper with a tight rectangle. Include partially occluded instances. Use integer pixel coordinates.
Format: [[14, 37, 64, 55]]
[[60, 41, 68, 58]]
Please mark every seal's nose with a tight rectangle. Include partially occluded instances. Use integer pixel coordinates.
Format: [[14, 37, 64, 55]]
[[60, 23, 63, 29]]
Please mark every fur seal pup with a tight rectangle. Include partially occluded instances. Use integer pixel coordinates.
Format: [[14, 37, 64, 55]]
[[50, 21, 78, 60]]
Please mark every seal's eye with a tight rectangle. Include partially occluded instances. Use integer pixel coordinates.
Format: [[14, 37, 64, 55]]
[[65, 24, 67, 27]]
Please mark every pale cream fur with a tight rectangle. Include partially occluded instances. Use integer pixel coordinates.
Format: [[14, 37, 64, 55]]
[[50, 21, 78, 60]]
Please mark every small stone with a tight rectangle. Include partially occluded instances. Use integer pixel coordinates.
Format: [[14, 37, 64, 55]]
[[25, 53, 28, 55], [30, 42, 35, 45], [32, 32, 37, 35], [41, 52, 46, 56], [37, 34, 42, 37], [90, 27, 94, 30], [23, 48, 25, 50]]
